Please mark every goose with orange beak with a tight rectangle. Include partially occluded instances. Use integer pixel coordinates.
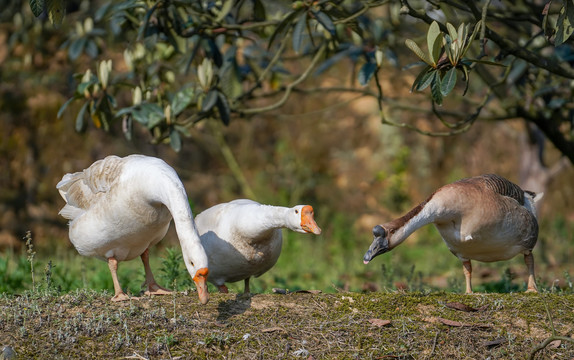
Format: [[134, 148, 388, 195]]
[[194, 199, 321, 294], [57, 155, 210, 304]]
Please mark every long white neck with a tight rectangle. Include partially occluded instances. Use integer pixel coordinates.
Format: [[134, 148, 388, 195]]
[[386, 201, 438, 249], [239, 205, 291, 240], [153, 173, 208, 274]]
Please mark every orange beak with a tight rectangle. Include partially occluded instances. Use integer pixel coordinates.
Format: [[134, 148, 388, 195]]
[[193, 267, 209, 305], [300, 205, 322, 235]]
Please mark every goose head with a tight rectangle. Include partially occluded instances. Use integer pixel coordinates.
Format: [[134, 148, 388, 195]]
[[290, 205, 322, 235], [363, 225, 390, 264]]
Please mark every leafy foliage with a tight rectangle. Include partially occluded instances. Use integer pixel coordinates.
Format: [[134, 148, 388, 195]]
[[406, 21, 503, 104], [10, 0, 572, 162]]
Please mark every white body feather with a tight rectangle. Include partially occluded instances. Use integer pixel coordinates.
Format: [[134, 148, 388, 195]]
[[57, 155, 208, 277], [194, 199, 319, 289]]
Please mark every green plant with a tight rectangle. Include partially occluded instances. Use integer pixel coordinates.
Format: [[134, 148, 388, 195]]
[[159, 247, 192, 291], [157, 334, 177, 348], [406, 20, 503, 105], [44, 260, 53, 289], [25, 231, 36, 291]]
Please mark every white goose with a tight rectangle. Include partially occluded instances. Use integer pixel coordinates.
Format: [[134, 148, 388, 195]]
[[363, 174, 542, 293], [194, 199, 322, 294], [57, 154, 209, 303]]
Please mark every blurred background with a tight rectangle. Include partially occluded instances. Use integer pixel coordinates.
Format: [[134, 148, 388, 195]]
[[0, 0, 573, 295]]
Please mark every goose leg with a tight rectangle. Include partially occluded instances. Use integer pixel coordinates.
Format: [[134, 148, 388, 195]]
[[462, 260, 473, 294], [218, 284, 229, 293], [524, 252, 538, 293], [243, 278, 250, 295], [141, 249, 171, 296], [108, 257, 130, 302]]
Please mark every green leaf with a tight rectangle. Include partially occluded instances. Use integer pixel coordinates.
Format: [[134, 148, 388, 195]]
[[313, 10, 335, 35], [465, 58, 506, 67], [461, 64, 470, 95], [76, 78, 97, 97], [174, 124, 191, 137], [461, 20, 482, 58], [202, 89, 218, 112], [85, 40, 99, 58], [115, 106, 135, 118], [446, 23, 458, 41], [130, 103, 164, 127], [46, 0, 65, 26], [94, 2, 112, 22], [463, 22, 480, 56], [268, 9, 302, 50], [440, 67, 457, 96], [253, 0, 266, 21], [293, 11, 307, 54], [413, 66, 435, 92], [220, 55, 242, 99], [405, 39, 433, 66], [57, 96, 77, 119], [427, 21, 443, 65], [29, 0, 44, 17], [555, 1, 574, 46], [75, 101, 89, 133], [138, 3, 160, 41], [443, 35, 455, 65], [457, 23, 467, 51], [145, 105, 165, 129], [171, 86, 195, 115], [216, 0, 234, 22], [96, 95, 112, 132], [169, 128, 182, 152], [358, 62, 377, 86], [216, 92, 231, 126], [69, 38, 87, 61], [122, 115, 132, 141], [430, 72, 443, 105]]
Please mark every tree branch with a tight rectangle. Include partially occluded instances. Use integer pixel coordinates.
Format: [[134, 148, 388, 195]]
[[517, 107, 574, 165], [210, 121, 257, 200], [529, 336, 574, 360], [239, 43, 328, 115], [403, 0, 574, 79]]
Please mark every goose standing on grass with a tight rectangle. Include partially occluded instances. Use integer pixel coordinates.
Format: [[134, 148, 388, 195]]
[[363, 174, 542, 293], [57, 155, 209, 303], [194, 199, 322, 294]]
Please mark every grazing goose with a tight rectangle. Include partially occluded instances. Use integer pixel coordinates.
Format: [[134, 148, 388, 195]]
[[194, 199, 322, 294], [363, 174, 542, 293], [57, 155, 209, 303]]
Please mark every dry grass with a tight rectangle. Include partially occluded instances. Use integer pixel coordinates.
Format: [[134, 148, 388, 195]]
[[1, 290, 573, 359]]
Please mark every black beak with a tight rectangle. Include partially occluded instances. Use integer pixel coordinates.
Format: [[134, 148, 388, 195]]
[[363, 225, 389, 264]]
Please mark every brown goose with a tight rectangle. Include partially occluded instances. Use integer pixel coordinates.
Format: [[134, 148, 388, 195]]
[[363, 174, 542, 293]]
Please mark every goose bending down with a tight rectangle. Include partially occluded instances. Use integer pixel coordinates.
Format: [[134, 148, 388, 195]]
[[194, 199, 322, 294], [363, 174, 542, 293], [57, 155, 209, 303]]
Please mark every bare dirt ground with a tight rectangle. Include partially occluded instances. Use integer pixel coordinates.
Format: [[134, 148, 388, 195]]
[[1, 290, 573, 359]]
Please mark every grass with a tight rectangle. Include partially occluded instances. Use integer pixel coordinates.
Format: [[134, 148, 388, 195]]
[[0, 290, 573, 359], [0, 220, 570, 359], [0, 215, 571, 358], [1, 216, 573, 297]]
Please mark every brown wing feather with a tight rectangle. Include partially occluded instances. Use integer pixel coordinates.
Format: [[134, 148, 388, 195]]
[[82, 155, 125, 194], [57, 155, 125, 217], [457, 174, 525, 205]]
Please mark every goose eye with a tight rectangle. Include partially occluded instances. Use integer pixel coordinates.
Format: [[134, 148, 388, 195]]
[[295, 209, 299, 214]]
